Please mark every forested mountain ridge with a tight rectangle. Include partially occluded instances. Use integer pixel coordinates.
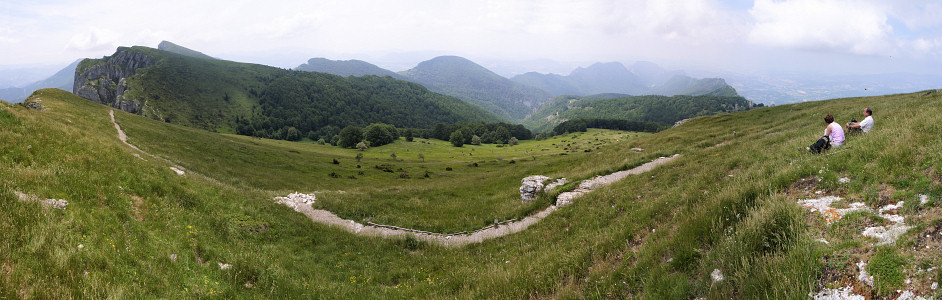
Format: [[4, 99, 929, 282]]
[[523, 94, 757, 133], [295, 58, 406, 79], [510, 61, 739, 98], [398, 56, 553, 121], [73, 46, 503, 140]]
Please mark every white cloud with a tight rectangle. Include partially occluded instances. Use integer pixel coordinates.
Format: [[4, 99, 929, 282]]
[[747, 0, 894, 55], [65, 27, 120, 52]]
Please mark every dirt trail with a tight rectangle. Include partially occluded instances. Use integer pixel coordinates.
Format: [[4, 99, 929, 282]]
[[110, 109, 143, 152], [278, 154, 681, 247]]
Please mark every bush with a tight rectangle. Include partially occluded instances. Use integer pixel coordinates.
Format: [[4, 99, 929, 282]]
[[356, 141, 368, 151]]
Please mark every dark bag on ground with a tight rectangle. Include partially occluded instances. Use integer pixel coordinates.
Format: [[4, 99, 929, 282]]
[[809, 136, 830, 154]]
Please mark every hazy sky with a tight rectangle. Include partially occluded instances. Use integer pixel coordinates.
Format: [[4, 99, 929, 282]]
[[2, 0, 941, 76]]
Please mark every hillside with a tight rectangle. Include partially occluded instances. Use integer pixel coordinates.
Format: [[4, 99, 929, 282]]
[[157, 41, 215, 59], [295, 57, 405, 79], [399, 56, 553, 121], [4, 88, 941, 299], [0, 59, 78, 102], [523, 94, 756, 133], [73, 46, 503, 140], [510, 61, 739, 98]]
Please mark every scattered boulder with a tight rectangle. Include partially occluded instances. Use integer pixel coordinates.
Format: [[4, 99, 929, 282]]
[[23, 98, 43, 111], [520, 175, 550, 202]]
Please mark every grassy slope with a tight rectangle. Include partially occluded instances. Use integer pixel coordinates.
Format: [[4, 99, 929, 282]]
[[3, 88, 941, 298]]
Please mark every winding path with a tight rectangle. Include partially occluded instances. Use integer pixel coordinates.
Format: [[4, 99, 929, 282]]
[[110, 108, 680, 246], [277, 154, 681, 247]]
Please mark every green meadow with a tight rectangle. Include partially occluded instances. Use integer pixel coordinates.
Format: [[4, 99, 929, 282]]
[[2, 88, 941, 298]]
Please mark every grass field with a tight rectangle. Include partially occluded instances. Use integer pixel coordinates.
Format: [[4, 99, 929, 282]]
[[2, 88, 941, 298]]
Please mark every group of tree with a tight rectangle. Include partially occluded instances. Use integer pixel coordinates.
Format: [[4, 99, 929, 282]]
[[335, 123, 402, 148], [552, 118, 668, 135], [523, 94, 757, 133], [429, 122, 531, 147]]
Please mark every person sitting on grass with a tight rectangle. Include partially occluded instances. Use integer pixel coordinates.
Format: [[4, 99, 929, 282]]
[[846, 107, 874, 133], [808, 114, 844, 154]]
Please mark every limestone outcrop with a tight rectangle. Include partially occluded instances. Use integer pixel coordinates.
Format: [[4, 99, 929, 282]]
[[73, 47, 155, 113]]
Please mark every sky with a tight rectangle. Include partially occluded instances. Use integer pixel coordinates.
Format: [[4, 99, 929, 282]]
[[1, 0, 941, 77]]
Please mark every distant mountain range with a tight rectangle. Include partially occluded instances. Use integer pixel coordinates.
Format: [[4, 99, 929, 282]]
[[397, 56, 552, 121], [0, 60, 79, 102], [510, 61, 738, 98], [523, 94, 756, 133], [295, 57, 740, 121]]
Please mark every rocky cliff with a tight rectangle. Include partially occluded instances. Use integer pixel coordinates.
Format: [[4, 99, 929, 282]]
[[73, 47, 156, 113]]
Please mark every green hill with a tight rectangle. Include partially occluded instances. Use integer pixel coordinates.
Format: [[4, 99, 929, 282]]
[[523, 94, 756, 133], [4, 87, 941, 298], [295, 57, 406, 79], [399, 56, 553, 121], [73, 46, 502, 140], [157, 41, 215, 60]]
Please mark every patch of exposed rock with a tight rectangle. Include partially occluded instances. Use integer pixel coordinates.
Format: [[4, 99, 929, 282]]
[[74, 47, 156, 113], [557, 154, 681, 206], [519, 176, 567, 202], [15, 190, 68, 210]]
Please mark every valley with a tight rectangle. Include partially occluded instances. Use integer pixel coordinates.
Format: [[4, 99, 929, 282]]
[[3, 88, 941, 298]]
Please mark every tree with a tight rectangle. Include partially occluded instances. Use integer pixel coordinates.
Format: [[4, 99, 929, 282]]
[[450, 131, 465, 147], [285, 126, 301, 141], [365, 123, 397, 147], [470, 135, 481, 145], [355, 153, 363, 162], [404, 129, 414, 142], [509, 137, 519, 146], [356, 141, 368, 151], [494, 126, 511, 144], [338, 126, 363, 148]]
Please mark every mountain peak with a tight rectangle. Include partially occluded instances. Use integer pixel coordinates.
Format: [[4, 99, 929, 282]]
[[157, 41, 214, 60]]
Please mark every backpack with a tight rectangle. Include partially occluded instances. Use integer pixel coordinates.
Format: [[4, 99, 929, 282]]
[[809, 136, 830, 154]]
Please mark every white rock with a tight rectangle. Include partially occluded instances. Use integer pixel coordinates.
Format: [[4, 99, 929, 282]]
[[809, 286, 864, 300], [169, 254, 177, 261], [520, 175, 551, 202], [896, 290, 928, 300], [711, 269, 724, 282], [839, 177, 851, 183], [169, 167, 185, 176], [857, 261, 873, 286], [862, 224, 912, 245], [919, 194, 930, 205]]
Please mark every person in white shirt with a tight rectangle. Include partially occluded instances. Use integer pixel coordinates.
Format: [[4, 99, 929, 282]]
[[847, 107, 874, 133]]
